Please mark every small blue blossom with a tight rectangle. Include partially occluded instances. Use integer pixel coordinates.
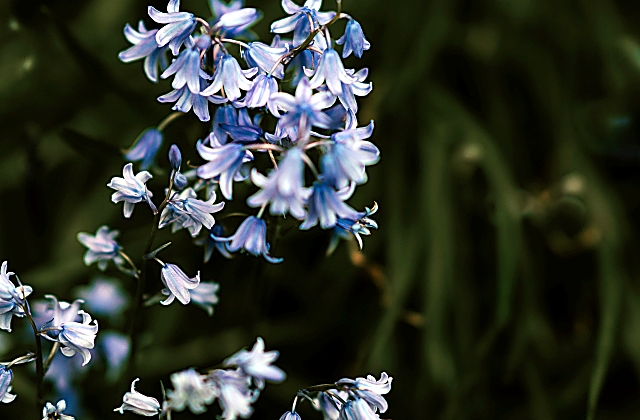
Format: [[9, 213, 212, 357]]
[[240, 74, 279, 114], [201, 54, 258, 101], [329, 202, 378, 253], [337, 68, 372, 114], [108, 163, 157, 218], [196, 137, 254, 200], [124, 128, 164, 171], [208, 0, 262, 38], [336, 19, 370, 58], [207, 369, 254, 419], [314, 390, 348, 420], [199, 224, 234, 262], [42, 400, 74, 420], [308, 48, 355, 96], [54, 310, 99, 366], [214, 216, 283, 263], [248, 147, 310, 219], [270, 77, 335, 138], [0, 261, 32, 332], [158, 80, 222, 122], [118, 21, 168, 82], [190, 281, 220, 316], [161, 37, 208, 94], [167, 368, 215, 414], [160, 188, 225, 237], [338, 398, 379, 420], [159, 263, 200, 305], [148, 0, 196, 55], [300, 181, 358, 230], [321, 121, 379, 188], [43, 295, 83, 335], [76, 226, 124, 271], [280, 411, 302, 420], [114, 378, 161, 416], [0, 366, 16, 404], [271, 0, 336, 46], [168, 144, 182, 171], [224, 337, 286, 389], [212, 104, 239, 143], [336, 372, 392, 414], [243, 42, 288, 79]]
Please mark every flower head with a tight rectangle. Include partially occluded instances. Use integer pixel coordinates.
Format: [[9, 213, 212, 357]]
[[167, 368, 216, 414], [224, 337, 286, 389], [247, 147, 310, 219], [201, 54, 258, 101], [214, 216, 283, 263], [159, 263, 200, 305], [118, 21, 168, 82], [124, 128, 164, 171], [76, 226, 124, 271], [280, 411, 302, 420], [0, 366, 16, 404], [196, 138, 254, 200], [56, 310, 99, 366], [336, 372, 392, 414], [148, 0, 196, 55], [271, 0, 336, 45], [190, 281, 220, 316], [243, 42, 288, 79], [159, 188, 225, 237], [207, 369, 254, 420], [107, 163, 157, 218], [114, 378, 161, 416], [161, 36, 210, 94], [308, 48, 355, 96], [0, 261, 32, 332], [336, 19, 370, 58], [300, 181, 358, 230]]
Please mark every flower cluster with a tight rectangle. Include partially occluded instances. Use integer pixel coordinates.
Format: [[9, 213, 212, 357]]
[[115, 337, 286, 419], [117, 0, 380, 265], [279, 372, 392, 420]]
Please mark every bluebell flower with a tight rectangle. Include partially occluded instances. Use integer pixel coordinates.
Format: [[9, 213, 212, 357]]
[[271, 0, 336, 46], [75, 277, 128, 321], [148, 0, 196, 55], [321, 121, 379, 188], [0, 366, 16, 404], [124, 128, 164, 171], [76, 226, 124, 271], [240, 74, 279, 114], [314, 390, 348, 420], [159, 263, 200, 305], [288, 48, 314, 86], [209, 0, 262, 38], [118, 21, 168, 82], [160, 188, 225, 237], [108, 163, 157, 218], [43, 295, 83, 334], [329, 202, 378, 253], [336, 372, 391, 414], [280, 411, 302, 420], [53, 310, 99, 366], [308, 48, 355, 96], [42, 400, 74, 420], [336, 19, 370, 58], [161, 36, 209, 94], [190, 281, 220, 316], [212, 104, 239, 143], [0, 261, 32, 332], [167, 368, 215, 414], [243, 42, 288, 79], [207, 369, 254, 419], [114, 378, 161, 416], [214, 216, 283, 263], [201, 54, 258, 101], [269, 77, 335, 137], [224, 337, 286, 389], [248, 147, 310, 219], [158, 79, 223, 122], [196, 139, 254, 200], [336, 68, 372, 114], [100, 331, 130, 382], [300, 181, 358, 230]]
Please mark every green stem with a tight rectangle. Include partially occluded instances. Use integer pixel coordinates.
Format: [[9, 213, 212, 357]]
[[23, 305, 44, 413]]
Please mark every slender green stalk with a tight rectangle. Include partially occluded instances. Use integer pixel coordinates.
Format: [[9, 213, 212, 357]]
[[23, 305, 44, 413]]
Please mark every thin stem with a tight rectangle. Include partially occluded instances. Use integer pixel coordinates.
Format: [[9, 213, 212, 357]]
[[43, 342, 60, 373], [300, 152, 319, 178], [23, 303, 44, 411], [301, 383, 339, 393], [157, 112, 184, 131], [118, 250, 139, 278], [5, 352, 36, 368], [213, 37, 229, 56], [195, 17, 211, 33], [257, 203, 267, 219], [243, 143, 285, 153], [219, 37, 250, 49], [304, 140, 333, 150]]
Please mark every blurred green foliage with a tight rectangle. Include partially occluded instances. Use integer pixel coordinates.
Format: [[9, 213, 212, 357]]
[[2, 0, 640, 419]]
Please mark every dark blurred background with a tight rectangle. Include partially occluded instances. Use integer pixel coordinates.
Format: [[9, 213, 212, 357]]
[[2, 0, 640, 418]]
